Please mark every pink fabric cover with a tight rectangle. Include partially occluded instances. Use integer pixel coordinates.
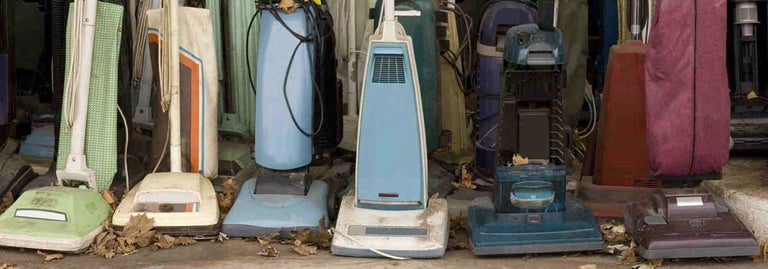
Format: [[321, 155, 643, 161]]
[[644, 0, 730, 176]]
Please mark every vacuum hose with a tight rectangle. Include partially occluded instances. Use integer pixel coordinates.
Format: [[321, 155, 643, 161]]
[[49, 0, 69, 169]]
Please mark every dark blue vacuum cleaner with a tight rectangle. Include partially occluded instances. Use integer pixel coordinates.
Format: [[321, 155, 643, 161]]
[[475, 0, 536, 181], [222, 1, 336, 237], [466, 23, 603, 255]]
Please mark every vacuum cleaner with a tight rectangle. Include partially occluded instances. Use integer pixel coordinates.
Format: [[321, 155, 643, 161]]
[[466, 23, 603, 256], [331, 0, 449, 258], [578, 0, 655, 218], [372, 0, 441, 153], [432, 0, 472, 163], [0, 0, 119, 252], [623, 0, 759, 259], [221, 0, 335, 237], [112, 0, 220, 238], [474, 0, 536, 181], [729, 0, 768, 151]]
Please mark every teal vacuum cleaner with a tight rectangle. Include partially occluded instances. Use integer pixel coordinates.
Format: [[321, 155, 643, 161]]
[[221, 0, 337, 237], [331, 0, 449, 258], [466, 23, 603, 255]]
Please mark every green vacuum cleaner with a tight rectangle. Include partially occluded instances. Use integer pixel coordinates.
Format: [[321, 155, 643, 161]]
[[0, 0, 121, 252]]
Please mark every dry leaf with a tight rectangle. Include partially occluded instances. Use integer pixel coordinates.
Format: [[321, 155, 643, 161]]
[[257, 236, 272, 246], [217, 178, 239, 218], [648, 259, 663, 267], [631, 265, 654, 269], [291, 244, 317, 256], [278, 0, 297, 13], [0, 262, 14, 269], [604, 243, 628, 254], [288, 220, 332, 249], [89, 214, 195, 258], [754, 241, 768, 263], [450, 165, 477, 190], [257, 244, 280, 257], [447, 238, 470, 250], [153, 234, 176, 250], [0, 192, 12, 214], [600, 220, 629, 244], [102, 190, 116, 209], [619, 247, 638, 265], [174, 237, 197, 246], [578, 265, 596, 269], [447, 217, 469, 250], [36, 250, 64, 262], [512, 154, 529, 166], [89, 225, 119, 259], [119, 214, 155, 248], [213, 232, 229, 243]]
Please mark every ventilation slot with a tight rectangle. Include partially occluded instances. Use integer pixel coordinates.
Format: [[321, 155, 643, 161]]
[[372, 54, 406, 84]]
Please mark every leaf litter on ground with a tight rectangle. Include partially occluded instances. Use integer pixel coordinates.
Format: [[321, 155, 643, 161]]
[[217, 178, 239, 219], [257, 244, 280, 257], [36, 250, 63, 263], [288, 219, 331, 250], [88, 213, 198, 259], [451, 164, 476, 190], [447, 217, 470, 250]]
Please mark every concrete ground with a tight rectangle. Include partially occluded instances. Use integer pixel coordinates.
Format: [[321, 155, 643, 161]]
[[0, 240, 763, 269], [704, 157, 768, 244], [1, 158, 766, 268]]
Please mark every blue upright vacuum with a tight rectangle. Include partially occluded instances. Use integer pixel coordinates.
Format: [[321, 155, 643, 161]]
[[221, 1, 336, 237], [475, 0, 536, 181], [466, 23, 603, 255]]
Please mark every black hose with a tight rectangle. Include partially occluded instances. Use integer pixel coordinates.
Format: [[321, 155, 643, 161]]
[[49, 0, 69, 171]]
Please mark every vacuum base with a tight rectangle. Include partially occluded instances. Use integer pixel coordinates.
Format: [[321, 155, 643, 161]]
[[221, 178, 329, 237], [112, 172, 220, 238], [331, 192, 449, 259], [0, 225, 102, 253], [466, 195, 603, 256], [0, 187, 111, 252], [625, 189, 759, 259]]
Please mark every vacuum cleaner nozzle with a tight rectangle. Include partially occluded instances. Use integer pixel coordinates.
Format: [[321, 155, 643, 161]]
[[112, 172, 220, 238], [0, 187, 111, 252]]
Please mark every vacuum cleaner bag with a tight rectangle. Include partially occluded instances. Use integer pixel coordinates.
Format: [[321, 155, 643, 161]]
[[147, 7, 219, 178], [56, 1, 123, 192], [644, 0, 729, 176]]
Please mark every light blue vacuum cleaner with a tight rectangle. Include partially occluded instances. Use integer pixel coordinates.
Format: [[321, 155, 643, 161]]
[[221, 1, 333, 237], [330, 0, 449, 258]]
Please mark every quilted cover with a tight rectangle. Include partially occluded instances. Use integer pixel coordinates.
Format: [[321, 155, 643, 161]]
[[57, 1, 122, 191], [644, 0, 729, 176]]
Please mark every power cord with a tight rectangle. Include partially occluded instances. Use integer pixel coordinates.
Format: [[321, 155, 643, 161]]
[[330, 228, 410, 260], [246, 2, 328, 137], [117, 105, 130, 193]]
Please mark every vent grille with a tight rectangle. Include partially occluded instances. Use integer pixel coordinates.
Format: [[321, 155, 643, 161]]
[[372, 54, 406, 84]]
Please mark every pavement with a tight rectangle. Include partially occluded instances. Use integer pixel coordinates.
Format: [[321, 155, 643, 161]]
[[704, 157, 768, 244], [0, 240, 764, 269]]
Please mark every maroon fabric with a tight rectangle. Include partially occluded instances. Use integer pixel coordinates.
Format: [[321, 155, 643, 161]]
[[644, 0, 729, 176]]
